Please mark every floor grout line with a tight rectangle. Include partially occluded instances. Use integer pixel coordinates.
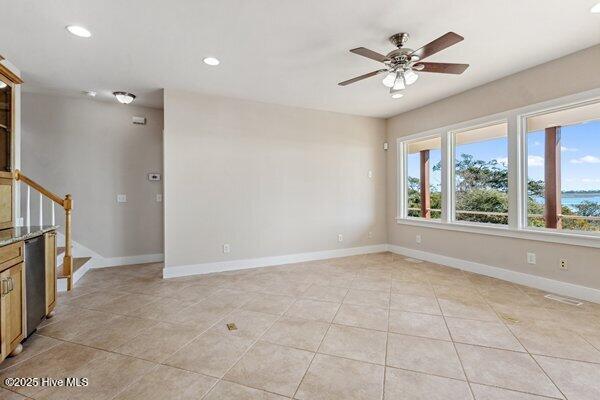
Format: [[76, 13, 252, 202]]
[[430, 277, 477, 400], [290, 279, 350, 399]]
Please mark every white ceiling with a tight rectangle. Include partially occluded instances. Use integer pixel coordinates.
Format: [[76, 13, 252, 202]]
[[2, 0, 600, 117]]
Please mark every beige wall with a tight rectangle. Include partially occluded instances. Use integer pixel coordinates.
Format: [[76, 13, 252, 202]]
[[164, 90, 387, 268], [21, 92, 164, 258], [387, 44, 600, 289]]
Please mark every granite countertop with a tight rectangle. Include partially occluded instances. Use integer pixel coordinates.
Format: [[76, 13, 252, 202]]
[[0, 225, 58, 247]]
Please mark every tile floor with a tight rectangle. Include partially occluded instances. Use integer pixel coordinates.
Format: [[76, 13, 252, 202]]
[[1, 252, 600, 399]]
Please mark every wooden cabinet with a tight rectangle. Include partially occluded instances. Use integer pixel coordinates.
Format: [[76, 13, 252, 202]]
[[0, 70, 16, 230], [0, 241, 24, 362], [45, 232, 57, 314], [0, 176, 13, 230], [0, 262, 24, 361]]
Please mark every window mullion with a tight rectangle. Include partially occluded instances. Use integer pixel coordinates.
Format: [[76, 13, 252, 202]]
[[441, 131, 452, 223], [508, 113, 523, 230]]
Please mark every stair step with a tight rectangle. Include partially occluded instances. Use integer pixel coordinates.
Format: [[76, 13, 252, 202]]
[[57, 246, 66, 256], [58, 257, 91, 279]]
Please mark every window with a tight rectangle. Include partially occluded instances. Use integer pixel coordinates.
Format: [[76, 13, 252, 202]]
[[406, 136, 441, 219], [525, 101, 600, 232], [453, 122, 508, 225], [396, 93, 600, 245]]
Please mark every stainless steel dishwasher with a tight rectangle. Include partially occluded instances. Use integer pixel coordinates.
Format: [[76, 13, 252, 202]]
[[24, 236, 46, 337]]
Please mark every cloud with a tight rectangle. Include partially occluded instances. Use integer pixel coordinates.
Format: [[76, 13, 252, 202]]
[[570, 155, 600, 164], [528, 155, 544, 167], [581, 178, 600, 183], [495, 157, 508, 165], [561, 146, 578, 152], [533, 141, 541, 147]]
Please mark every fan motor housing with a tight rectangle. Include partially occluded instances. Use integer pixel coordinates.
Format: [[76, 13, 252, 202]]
[[386, 48, 415, 66]]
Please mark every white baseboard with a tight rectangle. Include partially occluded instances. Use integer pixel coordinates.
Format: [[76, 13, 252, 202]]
[[387, 244, 600, 304], [92, 253, 164, 268], [162, 244, 388, 279]]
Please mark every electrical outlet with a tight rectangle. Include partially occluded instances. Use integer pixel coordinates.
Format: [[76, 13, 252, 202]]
[[416, 234, 422, 244], [156, 194, 163, 202], [117, 194, 127, 203], [338, 234, 343, 242], [223, 244, 230, 254], [527, 252, 536, 265], [368, 231, 373, 239], [559, 259, 568, 271]]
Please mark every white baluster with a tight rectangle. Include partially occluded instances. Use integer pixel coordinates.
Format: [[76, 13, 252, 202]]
[[51, 202, 56, 226], [26, 186, 31, 227], [39, 192, 43, 226]]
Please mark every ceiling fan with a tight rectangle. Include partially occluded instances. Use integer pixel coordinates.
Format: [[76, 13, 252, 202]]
[[339, 32, 469, 98]]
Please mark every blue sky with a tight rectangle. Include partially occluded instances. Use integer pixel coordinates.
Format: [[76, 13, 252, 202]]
[[407, 120, 600, 192]]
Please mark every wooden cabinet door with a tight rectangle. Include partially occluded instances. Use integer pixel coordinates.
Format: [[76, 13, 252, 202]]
[[45, 232, 57, 314], [0, 177, 13, 230], [0, 262, 24, 356]]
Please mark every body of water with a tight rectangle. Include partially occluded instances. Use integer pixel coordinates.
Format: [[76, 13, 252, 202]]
[[562, 193, 600, 207], [533, 192, 600, 211]]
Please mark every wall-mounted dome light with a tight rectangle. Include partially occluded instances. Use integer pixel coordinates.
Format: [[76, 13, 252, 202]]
[[0, 81, 7, 89], [66, 25, 92, 38], [113, 92, 136, 104]]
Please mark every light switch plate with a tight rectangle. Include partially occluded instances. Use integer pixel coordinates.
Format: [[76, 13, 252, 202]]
[[117, 194, 127, 203]]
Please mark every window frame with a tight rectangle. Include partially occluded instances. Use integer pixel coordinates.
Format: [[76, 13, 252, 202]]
[[396, 89, 600, 249], [398, 133, 443, 221], [449, 119, 510, 228]]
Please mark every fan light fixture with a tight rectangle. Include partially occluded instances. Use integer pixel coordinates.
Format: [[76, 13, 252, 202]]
[[113, 92, 136, 104], [391, 91, 404, 99], [66, 25, 92, 38], [392, 73, 405, 90], [403, 69, 419, 85], [382, 72, 396, 88], [591, 2, 600, 12]]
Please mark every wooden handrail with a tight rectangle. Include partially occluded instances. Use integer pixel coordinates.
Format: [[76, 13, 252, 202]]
[[14, 170, 66, 209], [14, 170, 75, 290]]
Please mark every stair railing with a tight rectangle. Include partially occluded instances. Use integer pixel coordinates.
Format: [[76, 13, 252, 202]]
[[14, 170, 74, 290]]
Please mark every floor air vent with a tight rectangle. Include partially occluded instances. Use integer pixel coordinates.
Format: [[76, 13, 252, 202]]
[[404, 258, 423, 263], [544, 293, 583, 306]]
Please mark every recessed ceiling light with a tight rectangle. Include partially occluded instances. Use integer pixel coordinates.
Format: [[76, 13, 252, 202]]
[[0, 81, 7, 89], [113, 91, 136, 104], [391, 92, 404, 99], [591, 2, 600, 12], [203, 57, 220, 66], [66, 25, 92, 38]]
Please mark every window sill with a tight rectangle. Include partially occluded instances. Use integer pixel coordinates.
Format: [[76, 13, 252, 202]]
[[395, 217, 600, 248]]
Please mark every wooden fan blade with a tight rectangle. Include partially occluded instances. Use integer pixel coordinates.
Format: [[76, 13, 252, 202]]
[[338, 69, 387, 86], [415, 62, 469, 74], [409, 32, 464, 61], [350, 47, 390, 63]]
